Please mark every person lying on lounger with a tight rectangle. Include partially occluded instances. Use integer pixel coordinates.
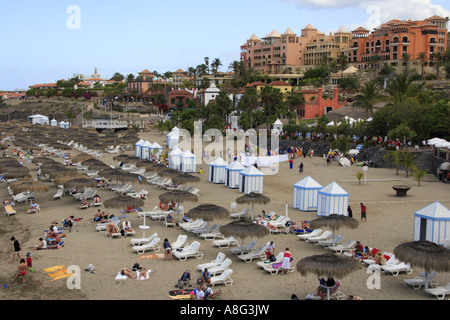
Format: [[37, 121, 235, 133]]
[[107, 224, 120, 236], [80, 198, 88, 208]]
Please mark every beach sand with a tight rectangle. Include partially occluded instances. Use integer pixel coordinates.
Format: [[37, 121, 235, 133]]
[[0, 128, 449, 301]]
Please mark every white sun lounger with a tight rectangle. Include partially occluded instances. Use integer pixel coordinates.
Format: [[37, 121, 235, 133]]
[[230, 208, 248, 219], [197, 252, 227, 271], [403, 272, 438, 290], [173, 241, 204, 261], [130, 233, 158, 247], [212, 236, 239, 248], [236, 246, 266, 263], [132, 237, 161, 254], [171, 235, 188, 250], [210, 269, 233, 287], [318, 235, 344, 248], [231, 240, 258, 255], [257, 252, 284, 268], [207, 258, 232, 276], [328, 240, 357, 254], [297, 229, 322, 241], [425, 282, 450, 300], [305, 230, 333, 243]]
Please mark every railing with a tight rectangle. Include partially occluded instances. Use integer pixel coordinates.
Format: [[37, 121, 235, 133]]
[[82, 120, 128, 129]]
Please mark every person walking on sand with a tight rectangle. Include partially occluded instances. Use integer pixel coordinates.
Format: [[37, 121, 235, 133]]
[[347, 205, 353, 218], [299, 162, 304, 173], [10, 237, 22, 263], [163, 238, 173, 261], [360, 203, 367, 222], [14, 259, 28, 283]]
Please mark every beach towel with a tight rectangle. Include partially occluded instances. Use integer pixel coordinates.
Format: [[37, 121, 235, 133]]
[[136, 270, 151, 280], [43, 265, 66, 273], [138, 253, 164, 260], [169, 289, 192, 300], [115, 272, 128, 280]]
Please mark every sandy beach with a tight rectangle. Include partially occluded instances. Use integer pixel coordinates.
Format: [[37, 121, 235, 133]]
[[1, 127, 449, 302]]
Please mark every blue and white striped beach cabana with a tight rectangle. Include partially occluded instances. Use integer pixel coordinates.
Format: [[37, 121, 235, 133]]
[[180, 150, 196, 173], [317, 181, 349, 216], [168, 147, 183, 170], [140, 140, 152, 160], [135, 139, 144, 158], [150, 142, 163, 158], [225, 161, 245, 189], [208, 157, 229, 184], [293, 176, 322, 211], [414, 201, 450, 246], [166, 127, 179, 150], [239, 165, 264, 194]]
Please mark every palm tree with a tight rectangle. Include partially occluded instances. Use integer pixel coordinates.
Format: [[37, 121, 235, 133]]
[[431, 51, 443, 78], [386, 73, 414, 105], [402, 53, 411, 75], [126, 74, 135, 83], [204, 57, 210, 74], [211, 58, 222, 74], [337, 54, 348, 79], [353, 80, 380, 118], [215, 90, 233, 123], [399, 151, 419, 178], [417, 52, 427, 80], [260, 85, 283, 130], [412, 166, 426, 186], [285, 90, 305, 122], [240, 87, 258, 128], [228, 60, 244, 78], [384, 150, 401, 175], [187, 67, 198, 87]]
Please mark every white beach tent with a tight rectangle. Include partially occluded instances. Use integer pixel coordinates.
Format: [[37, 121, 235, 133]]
[[208, 157, 229, 184], [180, 150, 196, 173], [58, 121, 69, 129], [27, 114, 49, 125], [413, 201, 450, 246], [135, 139, 145, 158], [140, 140, 152, 160], [293, 176, 323, 211], [166, 127, 180, 150], [150, 142, 163, 158], [316, 181, 349, 216], [239, 165, 264, 194], [51, 119, 58, 127], [168, 147, 183, 170], [225, 160, 245, 189]]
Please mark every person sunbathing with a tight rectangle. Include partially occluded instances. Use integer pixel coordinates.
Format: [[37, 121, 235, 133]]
[[33, 238, 47, 250], [80, 198, 88, 208], [166, 214, 176, 224], [93, 195, 101, 203], [120, 267, 136, 279], [123, 221, 133, 232], [48, 233, 61, 246], [107, 224, 120, 236], [27, 202, 38, 214]]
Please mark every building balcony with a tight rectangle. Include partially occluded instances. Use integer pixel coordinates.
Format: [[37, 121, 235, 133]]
[[390, 42, 399, 46], [429, 42, 438, 46]]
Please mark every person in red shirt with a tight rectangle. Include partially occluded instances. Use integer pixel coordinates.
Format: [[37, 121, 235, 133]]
[[360, 203, 367, 222]]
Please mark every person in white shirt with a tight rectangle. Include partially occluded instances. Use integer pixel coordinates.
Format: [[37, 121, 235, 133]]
[[264, 241, 275, 260]]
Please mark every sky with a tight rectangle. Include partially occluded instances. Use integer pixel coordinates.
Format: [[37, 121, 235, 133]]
[[0, 0, 449, 91]]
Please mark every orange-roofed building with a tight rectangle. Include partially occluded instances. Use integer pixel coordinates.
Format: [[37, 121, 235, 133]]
[[351, 15, 449, 70], [297, 87, 346, 119], [167, 90, 195, 111], [28, 83, 58, 90], [242, 24, 321, 74]]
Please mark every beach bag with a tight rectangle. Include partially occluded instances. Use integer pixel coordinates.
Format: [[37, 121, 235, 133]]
[[269, 255, 276, 262]]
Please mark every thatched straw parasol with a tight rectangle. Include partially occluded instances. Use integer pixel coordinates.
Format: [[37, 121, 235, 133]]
[[158, 168, 181, 178], [113, 154, 133, 162], [187, 204, 229, 221], [104, 195, 145, 210], [158, 190, 199, 205], [172, 173, 200, 185], [235, 192, 271, 220], [72, 153, 94, 163], [10, 178, 49, 202], [63, 177, 98, 189], [309, 214, 359, 239], [219, 218, 269, 251], [53, 173, 86, 186], [296, 253, 360, 300], [393, 240, 450, 290]]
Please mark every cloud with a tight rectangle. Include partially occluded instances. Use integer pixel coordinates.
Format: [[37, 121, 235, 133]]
[[281, 0, 450, 29]]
